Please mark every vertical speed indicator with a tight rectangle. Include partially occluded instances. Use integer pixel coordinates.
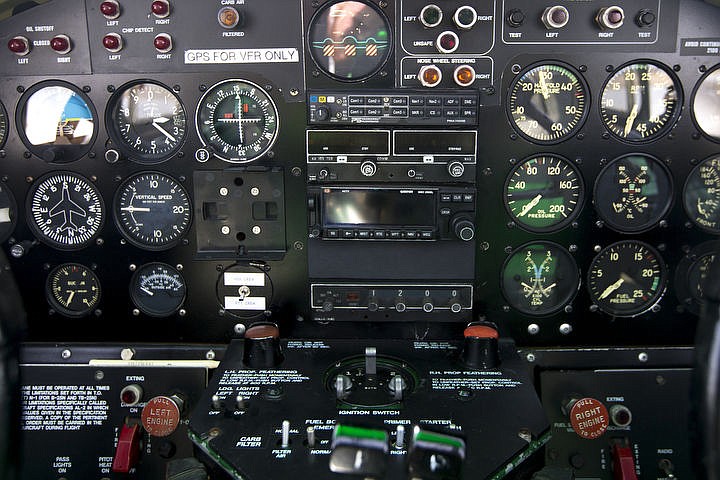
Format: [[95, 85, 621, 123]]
[[507, 63, 589, 144]]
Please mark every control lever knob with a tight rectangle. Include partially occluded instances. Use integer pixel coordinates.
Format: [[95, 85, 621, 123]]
[[452, 216, 475, 241], [243, 322, 284, 368], [461, 322, 500, 368]]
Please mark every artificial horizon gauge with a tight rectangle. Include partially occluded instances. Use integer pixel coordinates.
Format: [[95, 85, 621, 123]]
[[504, 155, 584, 232], [675, 242, 717, 315], [588, 241, 667, 317], [196, 79, 279, 163], [308, 0, 392, 81], [16, 80, 97, 163], [130, 262, 186, 317], [0, 100, 8, 150], [501, 242, 580, 316], [27, 172, 105, 250], [692, 65, 720, 142], [46, 263, 101, 317], [113, 172, 191, 250], [599, 61, 682, 143], [106, 81, 187, 164], [0, 183, 17, 243], [593, 154, 673, 233], [507, 63, 589, 144], [684, 155, 720, 233]]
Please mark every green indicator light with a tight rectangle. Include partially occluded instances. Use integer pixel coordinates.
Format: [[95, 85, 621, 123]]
[[377, 30, 388, 38]]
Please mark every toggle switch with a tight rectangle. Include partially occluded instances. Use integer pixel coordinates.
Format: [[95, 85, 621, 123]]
[[112, 423, 142, 473]]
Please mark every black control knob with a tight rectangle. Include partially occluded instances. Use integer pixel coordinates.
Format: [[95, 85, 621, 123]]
[[360, 160, 377, 177], [448, 161, 465, 178], [452, 216, 475, 241], [367, 296, 379, 312], [394, 297, 407, 312], [316, 106, 330, 121], [322, 300, 334, 312], [243, 322, 284, 368], [461, 322, 500, 369]]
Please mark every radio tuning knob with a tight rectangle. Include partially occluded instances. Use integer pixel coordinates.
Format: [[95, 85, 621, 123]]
[[360, 160, 377, 177], [394, 297, 406, 313], [448, 161, 465, 178], [367, 296, 379, 312], [422, 297, 434, 313], [322, 300, 334, 312], [452, 216, 475, 241]]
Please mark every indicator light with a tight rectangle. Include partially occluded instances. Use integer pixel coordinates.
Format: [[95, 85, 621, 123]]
[[103, 33, 123, 52], [218, 6, 241, 29], [454, 64, 476, 86], [419, 65, 442, 87], [453, 6, 477, 30], [542, 6, 570, 29], [100, 0, 120, 19], [596, 6, 625, 29], [154, 33, 172, 53], [8, 36, 30, 56], [151, 0, 170, 18], [50, 35, 72, 55], [436, 31, 459, 53], [419, 4, 442, 28]]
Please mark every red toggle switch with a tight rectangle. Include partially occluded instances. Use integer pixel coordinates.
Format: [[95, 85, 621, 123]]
[[112, 423, 142, 473], [612, 443, 638, 480]]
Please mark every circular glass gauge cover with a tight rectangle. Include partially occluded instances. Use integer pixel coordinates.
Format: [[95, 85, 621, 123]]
[[684, 155, 720, 233], [0, 183, 17, 243], [0, 101, 8, 150], [130, 262, 186, 317], [507, 63, 589, 144], [113, 172, 191, 250], [16, 81, 97, 162], [504, 155, 584, 232], [216, 263, 273, 318], [106, 80, 187, 164], [501, 242, 580, 315], [46, 263, 101, 317], [593, 154, 673, 233], [675, 241, 717, 315], [308, 0, 392, 81], [27, 172, 105, 250], [196, 79, 279, 163], [588, 241, 667, 317], [692, 65, 720, 142], [599, 61, 682, 143]]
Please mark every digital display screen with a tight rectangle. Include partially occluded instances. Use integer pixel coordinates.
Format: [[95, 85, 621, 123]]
[[322, 189, 435, 227], [394, 131, 476, 155], [308, 130, 389, 155]]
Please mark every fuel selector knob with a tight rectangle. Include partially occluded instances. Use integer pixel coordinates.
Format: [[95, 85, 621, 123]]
[[243, 322, 284, 369], [452, 216, 475, 241], [360, 160, 377, 177]]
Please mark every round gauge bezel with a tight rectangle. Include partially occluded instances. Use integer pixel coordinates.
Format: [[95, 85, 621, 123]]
[[592, 153, 674, 233], [598, 60, 683, 144], [506, 61, 591, 145], [26, 171, 106, 250], [690, 63, 720, 144], [15, 80, 98, 163], [45, 263, 102, 317], [682, 154, 720, 234], [500, 241, 581, 316], [0, 100, 8, 150], [129, 262, 187, 317], [195, 78, 280, 163], [503, 154, 585, 233], [113, 171, 192, 251], [0, 182, 18, 244], [675, 241, 717, 315], [307, 0, 393, 82], [215, 262, 274, 319], [105, 79, 188, 164], [587, 240, 668, 317]]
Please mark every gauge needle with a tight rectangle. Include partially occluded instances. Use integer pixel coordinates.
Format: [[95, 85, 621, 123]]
[[152, 119, 176, 142], [541, 283, 557, 296], [599, 278, 624, 300], [66, 291, 75, 305], [120, 206, 151, 213], [518, 194, 543, 217], [141, 287, 154, 296], [539, 72, 550, 100], [521, 282, 534, 291], [624, 104, 639, 136], [236, 93, 244, 144]]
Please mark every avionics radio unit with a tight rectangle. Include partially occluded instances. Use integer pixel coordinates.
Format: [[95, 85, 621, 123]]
[[307, 130, 476, 183]]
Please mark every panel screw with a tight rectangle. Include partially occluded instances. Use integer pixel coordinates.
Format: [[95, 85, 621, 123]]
[[638, 352, 649, 362], [206, 350, 216, 360], [61, 349, 72, 359], [526, 353, 536, 362]]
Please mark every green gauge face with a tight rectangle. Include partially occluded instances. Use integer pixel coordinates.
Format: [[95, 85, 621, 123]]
[[600, 62, 682, 142], [0, 101, 7, 149], [593, 154, 673, 233], [501, 242, 580, 315], [196, 79, 279, 163], [692, 65, 720, 142], [588, 241, 667, 317], [683, 155, 720, 233], [107, 81, 186, 163], [46, 263, 101, 317], [507, 63, 589, 143], [504, 155, 584, 232], [129, 262, 186, 317]]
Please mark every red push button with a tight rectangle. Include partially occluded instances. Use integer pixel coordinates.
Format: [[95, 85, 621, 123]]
[[112, 423, 141, 473], [50, 35, 72, 55], [141, 395, 182, 437], [8, 36, 30, 56], [100, 0, 120, 19], [569, 397, 609, 439], [151, 0, 170, 18]]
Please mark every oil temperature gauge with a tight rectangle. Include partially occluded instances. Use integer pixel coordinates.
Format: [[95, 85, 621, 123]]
[[501, 242, 580, 315], [46, 263, 101, 317], [129, 262, 186, 317]]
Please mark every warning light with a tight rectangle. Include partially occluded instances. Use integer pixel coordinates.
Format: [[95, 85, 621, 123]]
[[217, 6, 241, 29], [436, 31, 459, 54], [454, 65, 476, 87], [419, 65, 442, 88]]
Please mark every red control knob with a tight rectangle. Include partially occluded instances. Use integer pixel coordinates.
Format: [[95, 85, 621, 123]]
[[153, 33, 172, 53], [102, 33, 123, 52], [569, 397, 609, 439], [151, 0, 170, 18], [141, 395, 183, 437], [50, 35, 72, 55], [8, 36, 30, 56], [100, 0, 120, 19]]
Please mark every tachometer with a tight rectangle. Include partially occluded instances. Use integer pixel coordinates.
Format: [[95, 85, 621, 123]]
[[129, 262, 186, 317]]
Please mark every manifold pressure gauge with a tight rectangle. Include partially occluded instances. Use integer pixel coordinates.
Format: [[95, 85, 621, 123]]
[[114, 172, 191, 250], [130, 263, 186, 317], [27, 172, 105, 250], [46, 263, 101, 317], [196, 79, 279, 163]]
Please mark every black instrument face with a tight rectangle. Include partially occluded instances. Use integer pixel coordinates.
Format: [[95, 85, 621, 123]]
[[0, 101, 8, 150], [599, 62, 682, 143], [308, 0, 392, 81], [130, 262, 186, 317], [675, 242, 717, 315], [507, 63, 589, 144], [107, 81, 187, 164], [16, 81, 97, 163], [593, 154, 673, 233], [692, 65, 720, 142], [501, 242, 580, 316], [27, 172, 105, 250], [0, 183, 17, 243], [46, 263, 101, 317], [504, 155, 584, 232], [113, 172, 191, 250], [683, 155, 720, 233], [588, 241, 667, 317]]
